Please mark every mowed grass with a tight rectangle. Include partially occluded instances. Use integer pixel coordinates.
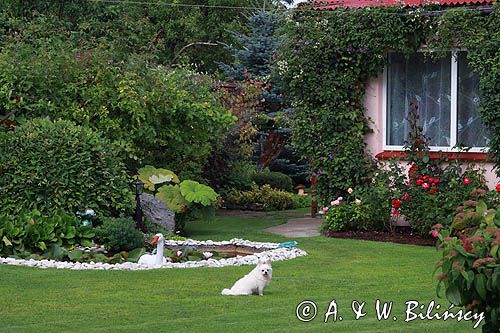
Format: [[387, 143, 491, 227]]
[[0, 214, 480, 332]]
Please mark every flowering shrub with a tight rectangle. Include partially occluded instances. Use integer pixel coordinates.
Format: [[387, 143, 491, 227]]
[[433, 194, 499, 333], [393, 162, 488, 236]]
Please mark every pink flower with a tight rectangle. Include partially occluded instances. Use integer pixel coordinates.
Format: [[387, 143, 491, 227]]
[[431, 230, 439, 238], [337, 196, 343, 201], [391, 209, 401, 216], [422, 183, 430, 189], [347, 188, 353, 194], [176, 251, 182, 257], [331, 200, 340, 206], [322, 206, 329, 212], [355, 199, 361, 205]]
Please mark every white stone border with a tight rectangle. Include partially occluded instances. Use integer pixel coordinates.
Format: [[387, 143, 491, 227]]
[[0, 238, 307, 270]]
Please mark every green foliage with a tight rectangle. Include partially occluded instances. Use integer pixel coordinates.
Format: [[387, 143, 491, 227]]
[[0, 118, 132, 217], [320, 197, 371, 233], [0, 210, 95, 257], [396, 164, 488, 236], [292, 194, 310, 209], [180, 180, 219, 206], [434, 198, 500, 333], [137, 165, 179, 193], [251, 169, 293, 192], [223, 161, 259, 192], [94, 217, 144, 253], [225, 185, 295, 211], [426, 6, 500, 175], [156, 185, 188, 214], [0, 18, 235, 178], [0, 0, 263, 73], [281, 4, 500, 204]]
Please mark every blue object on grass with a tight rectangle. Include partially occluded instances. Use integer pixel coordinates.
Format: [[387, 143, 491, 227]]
[[277, 241, 298, 248]]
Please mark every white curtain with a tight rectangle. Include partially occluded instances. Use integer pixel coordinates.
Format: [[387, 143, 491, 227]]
[[457, 52, 489, 148], [387, 53, 451, 147]]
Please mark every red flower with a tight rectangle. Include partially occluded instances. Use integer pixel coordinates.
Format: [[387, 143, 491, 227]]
[[392, 199, 401, 209], [429, 187, 437, 195], [431, 230, 438, 238], [417, 180, 423, 186], [401, 193, 409, 201], [391, 209, 401, 216], [463, 178, 470, 185], [496, 183, 500, 192], [422, 183, 430, 189]]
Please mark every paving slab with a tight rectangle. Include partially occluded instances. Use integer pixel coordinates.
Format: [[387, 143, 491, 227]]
[[266, 217, 322, 237]]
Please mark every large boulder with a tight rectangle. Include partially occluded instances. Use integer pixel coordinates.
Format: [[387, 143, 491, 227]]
[[140, 193, 175, 233]]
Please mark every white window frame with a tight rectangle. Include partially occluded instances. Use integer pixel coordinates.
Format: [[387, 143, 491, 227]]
[[382, 50, 488, 153]]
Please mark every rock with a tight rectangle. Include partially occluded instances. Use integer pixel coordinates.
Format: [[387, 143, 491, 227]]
[[140, 193, 176, 233]]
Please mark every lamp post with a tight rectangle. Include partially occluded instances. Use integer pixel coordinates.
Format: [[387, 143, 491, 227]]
[[131, 177, 146, 232]]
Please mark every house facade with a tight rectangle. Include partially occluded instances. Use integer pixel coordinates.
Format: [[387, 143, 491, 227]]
[[311, 0, 499, 189]]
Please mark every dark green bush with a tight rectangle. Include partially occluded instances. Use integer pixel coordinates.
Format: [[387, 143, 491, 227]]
[[0, 118, 133, 217], [94, 217, 144, 253], [0, 210, 95, 257], [251, 169, 293, 192], [225, 185, 295, 211]]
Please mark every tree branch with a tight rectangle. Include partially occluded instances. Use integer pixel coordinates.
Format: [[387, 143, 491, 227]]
[[172, 41, 219, 64]]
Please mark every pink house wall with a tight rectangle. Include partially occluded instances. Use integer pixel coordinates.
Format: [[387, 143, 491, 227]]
[[363, 75, 499, 189]]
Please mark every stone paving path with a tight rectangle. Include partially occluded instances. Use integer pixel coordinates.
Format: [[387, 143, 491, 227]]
[[265, 216, 322, 238]]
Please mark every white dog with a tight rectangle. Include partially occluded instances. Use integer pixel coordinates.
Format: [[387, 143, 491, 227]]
[[221, 259, 272, 296]]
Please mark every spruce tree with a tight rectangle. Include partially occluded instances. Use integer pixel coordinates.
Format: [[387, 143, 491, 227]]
[[219, 3, 308, 184]]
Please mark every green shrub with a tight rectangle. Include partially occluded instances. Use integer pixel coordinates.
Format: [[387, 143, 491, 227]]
[[251, 169, 293, 192], [225, 185, 295, 211], [320, 197, 371, 234], [433, 196, 499, 333], [224, 162, 258, 192], [292, 194, 310, 209], [94, 217, 144, 253], [0, 118, 133, 217], [0, 210, 95, 257]]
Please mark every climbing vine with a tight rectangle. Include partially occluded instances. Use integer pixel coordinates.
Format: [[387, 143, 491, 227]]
[[280, 4, 499, 204]]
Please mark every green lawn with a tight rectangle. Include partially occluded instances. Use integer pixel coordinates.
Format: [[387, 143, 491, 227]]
[[0, 214, 480, 332]]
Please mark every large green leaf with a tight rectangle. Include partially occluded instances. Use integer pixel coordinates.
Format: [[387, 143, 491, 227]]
[[138, 166, 180, 191], [474, 273, 487, 299], [126, 248, 145, 262], [2, 236, 12, 247], [179, 180, 218, 206], [156, 185, 187, 213], [445, 282, 463, 305]]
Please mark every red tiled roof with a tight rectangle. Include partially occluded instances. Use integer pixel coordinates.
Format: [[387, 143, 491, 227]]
[[311, 0, 496, 9]]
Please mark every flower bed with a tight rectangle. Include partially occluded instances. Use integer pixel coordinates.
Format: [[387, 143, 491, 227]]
[[0, 238, 307, 270]]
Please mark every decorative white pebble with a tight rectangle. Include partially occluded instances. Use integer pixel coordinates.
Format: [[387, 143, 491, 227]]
[[0, 238, 307, 270]]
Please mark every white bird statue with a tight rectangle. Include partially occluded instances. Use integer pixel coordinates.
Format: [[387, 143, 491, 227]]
[[138, 233, 168, 266]]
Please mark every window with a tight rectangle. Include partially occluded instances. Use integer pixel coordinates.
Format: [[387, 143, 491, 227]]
[[384, 51, 489, 151]]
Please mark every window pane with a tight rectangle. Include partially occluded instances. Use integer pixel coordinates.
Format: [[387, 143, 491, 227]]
[[457, 52, 489, 148], [387, 53, 451, 147]]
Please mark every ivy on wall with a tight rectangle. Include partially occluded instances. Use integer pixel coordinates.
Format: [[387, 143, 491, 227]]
[[280, 4, 499, 204]]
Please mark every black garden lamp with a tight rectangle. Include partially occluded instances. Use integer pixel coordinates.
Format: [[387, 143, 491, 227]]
[[131, 177, 146, 232]]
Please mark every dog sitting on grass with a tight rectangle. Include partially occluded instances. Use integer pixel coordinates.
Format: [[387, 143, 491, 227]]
[[221, 259, 272, 296]]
